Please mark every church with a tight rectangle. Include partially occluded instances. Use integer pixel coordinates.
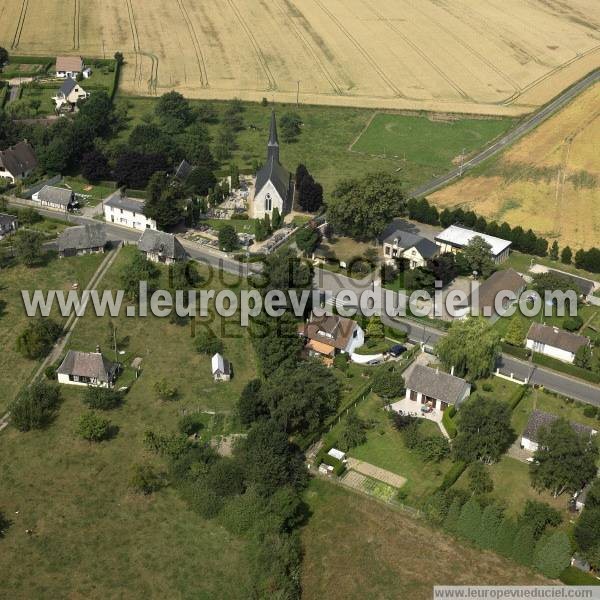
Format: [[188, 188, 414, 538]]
[[251, 111, 293, 220]]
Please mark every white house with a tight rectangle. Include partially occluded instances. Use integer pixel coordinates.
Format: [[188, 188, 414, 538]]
[[382, 229, 440, 269], [53, 78, 88, 111], [55, 56, 83, 79], [212, 353, 231, 382], [525, 322, 590, 364], [137, 229, 186, 264], [0, 213, 18, 239], [434, 225, 512, 264], [33, 185, 77, 212], [521, 410, 597, 453], [252, 111, 293, 220], [57, 350, 119, 388], [298, 312, 365, 358], [402, 364, 471, 415], [103, 192, 157, 231], [0, 141, 38, 183]]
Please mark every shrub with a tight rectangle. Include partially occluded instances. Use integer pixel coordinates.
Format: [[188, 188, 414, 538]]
[[76, 411, 111, 442], [337, 410, 368, 452], [371, 366, 404, 399], [534, 531, 572, 578], [16, 318, 62, 359], [438, 461, 468, 491], [154, 378, 178, 401], [482, 383, 493, 392], [129, 464, 164, 495], [563, 315, 583, 332], [9, 381, 61, 432], [83, 386, 122, 410], [44, 365, 57, 380], [218, 487, 265, 535], [467, 463, 494, 496], [178, 413, 204, 436], [442, 407, 457, 438], [194, 332, 224, 355], [583, 405, 598, 419]]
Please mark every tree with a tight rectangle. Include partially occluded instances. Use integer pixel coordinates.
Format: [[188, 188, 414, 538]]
[[0, 47, 8, 67], [520, 500, 562, 539], [562, 315, 583, 332], [257, 246, 312, 296], [279, 112, 302, 142], [145, 171, 185, 229], [16, 318, 62, 359], [83, 386, 122, 410], [81, 149, 110, 182], [297, 174, 324, 212], [511, 525, 536, 566], [114, 51, 124, 66], [218, 225, 239, 252], [530, 418, 598, 497], [366, 315, 384, 340], [271, 206, 282, 230], [120, 250, 160, 300], [0, 510, 9, 538], [456, 498, 482, 541], [114, 151, 168, 188], [237, 379, 268, 425], [477, 504, 503, 549], [549, 241, 559, 261], [254, 218, 267, 242], [504, 317, 527, 347], [494, 517, 518, 557], [371, 367, 404, 399], [574, 506, 600, 559], [534, 531, 571, 578], [560, 246, 572, 264], [574, 344, 593, 370], [427, 253, 457, 286], [76, 411, 111, 442], [461, 236, 495, 278], [295, 226, 320, 256], [443, 497, 463, 533], [327, 172, 405, 240], [338, 410, 368, 451], [13, 230, 43, 266], [453, 396, 514, 464], [194, 331, 224, 355], [78, 91, 114, 137], [214, 124, 236, 160], [155, 91, 194, 129], [129, 464, 164, 495], [154, 378, 178, 401], [206, 458, 245, 497], [532, 272, 579, 301], [467, 462, 493, 496], [404, 267, 436, 292], [9, 381, 61, 432], [436, 317, 501, 381]]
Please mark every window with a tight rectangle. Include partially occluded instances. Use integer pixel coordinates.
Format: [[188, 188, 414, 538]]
[[265, 193, 272, 212], [385, 246, 391, 256]]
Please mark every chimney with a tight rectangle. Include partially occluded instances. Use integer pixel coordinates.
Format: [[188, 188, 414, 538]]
[[95, 345, 101, 353]]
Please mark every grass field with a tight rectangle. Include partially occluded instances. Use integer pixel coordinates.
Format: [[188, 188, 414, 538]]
[[301, 479, 549, 600], [2, 0, 600, 114], [431, 82, 600, 249]]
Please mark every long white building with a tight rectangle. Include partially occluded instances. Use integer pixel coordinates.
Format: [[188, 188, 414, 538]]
[[103, 192, 156, 231]]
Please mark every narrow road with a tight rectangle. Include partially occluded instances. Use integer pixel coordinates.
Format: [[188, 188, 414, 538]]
[[408, 68, 600, 198]]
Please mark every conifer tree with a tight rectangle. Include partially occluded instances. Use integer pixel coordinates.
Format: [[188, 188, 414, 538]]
[[443, 497, 462, 534], [494, 517, 518, 558], [477, 504, 503, 549], [511, 525, 536, 566], [456, 498, 482, 542], [534, 531, 571, 578]]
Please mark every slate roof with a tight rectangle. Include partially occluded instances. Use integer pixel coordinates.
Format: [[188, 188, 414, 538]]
[[212, 353, 230, 375], [546, 268, 595, 296], [56, 56, 83, 72], [526, 322, 589, 354], [434, 225, 511, 257], [104, 192, 146, 214], [58, 224, 107, 252], [37, 185, 74, 206], [175, 159, 193, 181], [0, 212, 18, 228], [474, 268, 526, 314], [255, 155, 292, 206], [299, 312, 358, 351], [384, 229, 439, 259], [522, 409, 596, 444], [58, 78, 78, 96], [0, 141, 38, 176], [137, 229, 186, 260], [57, 350, 117, 382], [405, 364, 471, 405]]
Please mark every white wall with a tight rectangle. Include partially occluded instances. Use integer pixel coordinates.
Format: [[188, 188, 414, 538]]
[[525, 339, 575, 363], [521, 436, 538, 452], [253, 180, 284, 220], [57, 373, 110, 388], [104, 204, 156, 231], [344, 324, 365, 355]]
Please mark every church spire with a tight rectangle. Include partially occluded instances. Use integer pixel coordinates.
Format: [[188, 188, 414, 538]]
[[267, 110, 279, 164]]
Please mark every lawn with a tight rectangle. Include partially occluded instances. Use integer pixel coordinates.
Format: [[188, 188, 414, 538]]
[[199, 218, 254, 235], [344, 394, 452, 506], [301, 479, 549, 600], [0, 251, 104, 412], [64, 176, 117, 206], [315, 236, 377, 265], [114, 98, 516, 194], [352, 113, 514, 175]]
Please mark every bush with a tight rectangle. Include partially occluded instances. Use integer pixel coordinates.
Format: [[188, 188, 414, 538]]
[[337, 410, 368, 451], [438, 461, 468, 491], [83, 386, 123, 410], [194, 332, 224, 355], [178, 413, 204, 436], [76, 411, 111, 442], [482, 383, 493, 392], [442, 407, 457, 438], [129, 464, 164, 495], [563, 316, 584, 332], [44, 365, 57, 380], [371, 366, 404, 399], [9, 381, 61, 432], [583, 405, 598, 419], [16, 318, 62, 359], [154, 378, 178, 401]]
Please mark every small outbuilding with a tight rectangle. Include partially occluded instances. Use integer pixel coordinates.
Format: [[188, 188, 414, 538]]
[[137, 229, 186, 264], [33, 185, 77, 212], [57, 349, 119, 388], [211, 353, 231, 382], [57, 224, 107, 257], [55, 56, 84, 79], [0, 212, 18, 239]]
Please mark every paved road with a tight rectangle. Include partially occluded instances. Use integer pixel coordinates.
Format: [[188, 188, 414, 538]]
[[408, 68, 600, 198]]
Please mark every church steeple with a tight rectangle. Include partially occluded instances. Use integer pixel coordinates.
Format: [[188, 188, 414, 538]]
[[267, 110, 279, 164]]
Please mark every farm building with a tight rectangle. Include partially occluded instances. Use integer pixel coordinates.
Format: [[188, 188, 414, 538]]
[[0, 212, 18, 239], [33, 185, 77, 212], [212, 353, 231, 382], [53, 78, 88, 111], [299, 312, 364, 357], [57, 349, 119, 388], [434, 225, 511, 263], [382, 229, 439, 269], [525, 322, 589, 364], [137, 229, 186, 264], [103, 192, 156, 231], [55, 56, 84, 78], [57, 224, 107, 257], [252, 111, 293, 220], [394, 364, 470, 423], [0, 141, 37, 183], [520, 409, 596, 453]]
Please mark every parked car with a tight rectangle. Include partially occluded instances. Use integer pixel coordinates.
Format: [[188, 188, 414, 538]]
[[388, 344, 407, 357]]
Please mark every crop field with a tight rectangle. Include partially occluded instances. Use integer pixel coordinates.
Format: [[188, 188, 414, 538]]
[[431, 82, 600, 249], [1, 0, 599, 114]]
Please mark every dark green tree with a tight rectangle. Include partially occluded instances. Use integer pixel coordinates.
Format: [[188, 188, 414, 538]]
[[371, 367, 404, 399], [443, 497, 463, 534], [218, 225, 239, 252], [13, 230, 43, 266], [456, 498, 482, 542], [237, 379, 268, 426], [120, 250, 160, 300], [560, 246, 572, 264], [9, 381, 61, 432], [477, 503, 503, 549], [549, 241, 559, 261], [155, 91, 194, 129], [511, 525, 536, 566], [494, 517, 518, 557], [534, 531, 572, 578], [467, 462, 494, 496], [295, 226, 320, 256], [83, 387, 122, 410], [338, 410, 368, 451], [16, 318, 62, 359]]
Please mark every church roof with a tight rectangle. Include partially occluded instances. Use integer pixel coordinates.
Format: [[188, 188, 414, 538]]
[[255, 155, 291, 207], [268, 110, 279, 147]]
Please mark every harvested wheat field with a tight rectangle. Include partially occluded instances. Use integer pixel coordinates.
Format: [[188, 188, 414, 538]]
[[431, 82, 600, 249], [1, 0, 600, 114]]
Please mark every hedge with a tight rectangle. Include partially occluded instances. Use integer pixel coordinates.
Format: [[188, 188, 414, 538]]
[[110, 58, 122, 102], [438, 460, 467, 491], [559, 566, 600, 586], [507, 385, 528, 411], [501, 342, 530, 360], [442, 406, 457, 438], [532, 353, 600, 384], [320, 453, 346, 477]]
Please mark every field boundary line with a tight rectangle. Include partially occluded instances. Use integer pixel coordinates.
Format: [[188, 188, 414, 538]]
[[72, 0, 80, 50], [11, 0, 29, 49], [175, 0, 209, 87], [347, 111, 378, 152], [124, 0, 142, 87]]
